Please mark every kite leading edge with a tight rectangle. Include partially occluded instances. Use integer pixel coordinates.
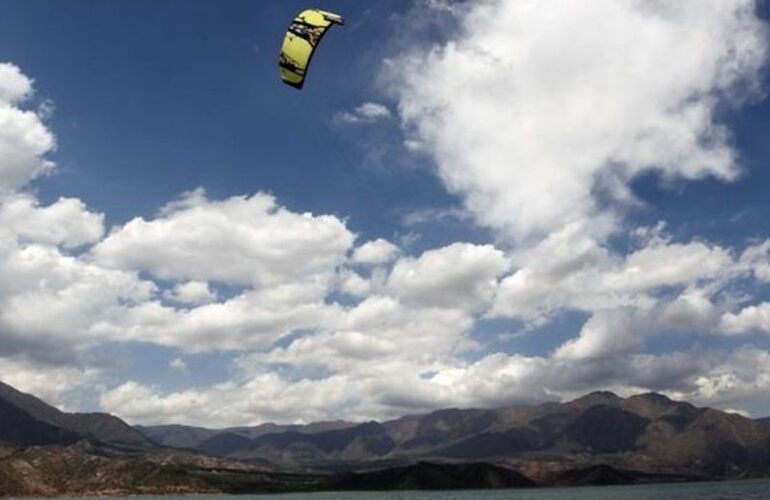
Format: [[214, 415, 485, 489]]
[[279, 9, 344, 89]]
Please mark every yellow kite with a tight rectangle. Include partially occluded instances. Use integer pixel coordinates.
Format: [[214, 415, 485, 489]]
[[279, 9, 344, 89]]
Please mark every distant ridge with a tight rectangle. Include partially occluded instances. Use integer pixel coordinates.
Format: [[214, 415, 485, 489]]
[[0, 380, 154, 449], [3, 379, 770, 496], [135, 419, 357, 451], [139, 390, 770, 481], [0, 397, 80, 447]]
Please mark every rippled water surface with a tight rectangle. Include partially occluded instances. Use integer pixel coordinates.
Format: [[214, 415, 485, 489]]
[[30, 479, 770, 499]]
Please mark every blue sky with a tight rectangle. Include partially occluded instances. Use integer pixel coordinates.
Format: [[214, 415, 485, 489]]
[[1, 0, 770, 425], [1, 0, 447, 235]]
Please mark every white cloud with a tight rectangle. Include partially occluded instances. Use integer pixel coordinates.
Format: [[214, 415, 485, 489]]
[[0, 239, 155, 353], [352, 238, 400, 265], [0, 64, 155, 363], [170, 357, 187, 372], [37, 99, 55, 121], [335, 102, 392, 124], [414, 344, 770, 416], [491, 223, 735, 323], [0, 62, 56, 193], [259, 294, 474, 374], [401, 205, 468, 226], [671, 348, 770, 409], [2, 10, 770, 428], [91, 285, 340, 352], [100, 375, 357, 426], [336, 268, 373, 297], [0, 63, 32, 104], [724, 408, 751, 418], [0, 355, 100, 410], [554, 307, 650, 361], [84, 0, 770, 425], [387, 243, 507, 312], [421, 0, 463, 16], [164, 280, 217, 305], [551, 293, 719, 363], [92, 188, 355, 288], [740, 239, 770, 282], [105, 338, 770, 426], [82, 188, 363, 351], [0, 194, 104, 248], [390, 0, 767, 240], [722, 302, 770, 334]]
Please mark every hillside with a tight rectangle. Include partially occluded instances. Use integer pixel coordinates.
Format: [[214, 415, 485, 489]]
[[140, 391, 770, 481], [0, 381, 154, 450], [3, 379, 770, 496]]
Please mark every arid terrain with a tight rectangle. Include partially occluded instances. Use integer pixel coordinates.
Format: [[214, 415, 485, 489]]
[[2, 381, 769, 496]]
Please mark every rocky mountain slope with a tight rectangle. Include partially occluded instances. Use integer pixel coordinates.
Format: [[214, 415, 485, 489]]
[[0, 381, 154, 450], [3, 379, 770, 496], [136, 420, 356, 453], [140, 391, 770, 481], [0, 440, 535, 496], [0, 443, 217, 497]]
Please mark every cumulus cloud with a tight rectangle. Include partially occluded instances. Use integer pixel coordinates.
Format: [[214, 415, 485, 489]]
[[0, 355, 100, 410], [80, 189, 363, 351], [351, 238, 400, 265], [169, 357, 187, 372], [92, 286, 340, 351], [414, 344, 770, 416], [0, 194, 104, 248], [671, 347, 770, 410], [335, 102, 393, 124], [101, 336, 770, 426], [387, 242, 506, 312], [0, 189, 355, 355], [164, 281, 217, 305], [722, 302, 770, 334], [2, 2, 770, 428], [552, 292, 721, 363], [0, 62, 56, 193], [491, 223, 735, 323], [0, 64, 147, 368], [0, 63, 32, 104], [336, 268, 375, 297], [0, 237, 155, 355], [260, 293, 475, 373], [91, 0, 770, 425], [390, 0, 767, 240], [377, 0, 770, 422], [92, 188, 355, 288], [100, 375, 357, 426], [89, 225, 770, 425], [740, 239, 770, 282]]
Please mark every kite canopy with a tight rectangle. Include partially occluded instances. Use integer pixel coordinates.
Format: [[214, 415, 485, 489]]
[[279, 9, 344, 89]]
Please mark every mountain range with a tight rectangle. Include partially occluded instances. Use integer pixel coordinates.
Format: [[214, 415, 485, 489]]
[[0, 381, 153, 450], [1, 380, 770, 496], [140, 390, 770, 480]]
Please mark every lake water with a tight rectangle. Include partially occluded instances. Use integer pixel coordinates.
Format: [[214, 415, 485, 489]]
[[27, 479, 770, 500]]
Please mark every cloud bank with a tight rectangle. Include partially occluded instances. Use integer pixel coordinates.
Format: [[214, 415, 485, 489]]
[[2, 0, 770, 427], [391, 0, 766, 240]]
